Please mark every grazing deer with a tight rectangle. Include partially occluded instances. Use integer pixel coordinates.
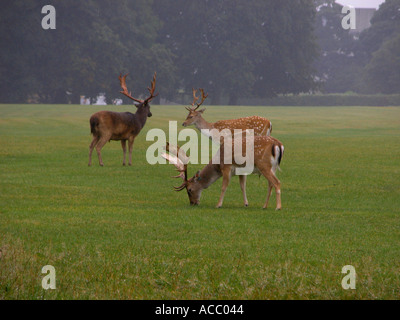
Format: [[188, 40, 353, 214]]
[[162, 136, 284, 209], [182, 89, 272, 142], [88, 72, 158, 166]]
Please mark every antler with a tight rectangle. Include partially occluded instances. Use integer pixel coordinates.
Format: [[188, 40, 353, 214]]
[[191, 88, 199, 106], [165, 142, 189, 165], [194, 88, 208, 110], [144, 72, 158, 104], [186, 88, 208, 111], [161, 142, 190, 191], [119, 74, 143, 103], [119, 72, 158, 104]]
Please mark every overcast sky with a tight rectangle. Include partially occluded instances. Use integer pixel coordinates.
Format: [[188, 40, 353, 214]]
[[336, 0, 386, 9]]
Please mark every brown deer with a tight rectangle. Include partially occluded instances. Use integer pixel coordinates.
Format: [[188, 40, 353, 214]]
[[162, 136, 284, 209], [182, 89, 272, 143], [88, 72, 157, 166]]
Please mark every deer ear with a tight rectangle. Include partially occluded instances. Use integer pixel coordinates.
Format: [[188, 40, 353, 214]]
[[199, 108, 206, 113]]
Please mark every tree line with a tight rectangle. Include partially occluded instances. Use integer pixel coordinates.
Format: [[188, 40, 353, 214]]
[[314, 0, 400, 94], [0, 0, 399, 105]]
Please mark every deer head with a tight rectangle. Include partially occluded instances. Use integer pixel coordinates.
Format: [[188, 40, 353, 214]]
[[182, 88, 208, 127], [119, 72, 158, 118], [161, 142, 203, 205]]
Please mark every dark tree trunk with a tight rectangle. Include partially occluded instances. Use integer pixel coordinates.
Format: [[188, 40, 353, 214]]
[[210, 89, 222, 105], [52, 88, 68, 104], [228, 92, 238, 105]]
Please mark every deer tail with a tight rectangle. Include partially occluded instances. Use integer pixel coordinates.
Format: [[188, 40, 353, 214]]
[[271, 143, 284, 172], [90, 116, 99, 135], [277, 144, 284, 166]]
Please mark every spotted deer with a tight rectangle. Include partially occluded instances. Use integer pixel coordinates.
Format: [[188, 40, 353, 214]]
[[162, 136, 284, 209], [182, 89, 272, 143], [88, 72, 157, 166]]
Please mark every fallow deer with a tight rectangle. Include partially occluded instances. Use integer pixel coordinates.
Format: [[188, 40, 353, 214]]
[[88, 72, 158, 166], [162, 136, 284, 209], [182, 89, 272, 143]]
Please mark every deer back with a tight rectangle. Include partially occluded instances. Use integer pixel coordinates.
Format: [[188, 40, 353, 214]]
[[91, 111, 143, 139], [212, 116, 271, 136], [215, 136, 283, 170]]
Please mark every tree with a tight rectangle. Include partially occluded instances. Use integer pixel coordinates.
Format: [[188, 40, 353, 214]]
[[313, 0, 362, 93], [253, 0, 318, 98], [154, 0, 318, 104], [358, 0, 400, 93], [0, 0, 176, 104], [363, 34, 400, 94], [0, 0, 321, 104], [359, 0, 400, 57]]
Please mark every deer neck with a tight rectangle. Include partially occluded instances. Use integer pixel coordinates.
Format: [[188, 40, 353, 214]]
[[135, 107, 149, 128], [198, 163, 222, 190], [194, 116, 213, 132]]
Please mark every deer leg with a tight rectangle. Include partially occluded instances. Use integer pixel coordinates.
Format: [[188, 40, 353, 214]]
[[121, 140, 127, 166], [216, 167, 232, 208], [128, 137, 135, 166], [95, 136, 109, 167], [263, 181, 273, 209], [88, 136, 99, 166], [260, 167, 281, 210], [239, 175, 248, 207]]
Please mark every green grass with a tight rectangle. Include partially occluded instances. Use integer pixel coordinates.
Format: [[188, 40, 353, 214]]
[[0, 104, 399, 300]]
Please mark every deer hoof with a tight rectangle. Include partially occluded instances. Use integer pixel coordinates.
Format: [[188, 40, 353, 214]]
[[275, 207, 281, 211]]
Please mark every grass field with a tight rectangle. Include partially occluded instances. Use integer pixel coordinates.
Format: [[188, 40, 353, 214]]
[[0, 104, 399, 300]]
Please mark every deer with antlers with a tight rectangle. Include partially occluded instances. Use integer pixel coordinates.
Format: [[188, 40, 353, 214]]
[[88, 72, 158, 166], [162, 135, 284, 209], [182, 89, 272, 143]]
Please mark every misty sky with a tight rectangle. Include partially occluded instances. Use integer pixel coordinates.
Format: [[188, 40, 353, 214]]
[[336, 0, 386, 9]]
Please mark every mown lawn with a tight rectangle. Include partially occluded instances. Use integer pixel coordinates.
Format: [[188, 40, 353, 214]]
[[0, 104, 399, 299]]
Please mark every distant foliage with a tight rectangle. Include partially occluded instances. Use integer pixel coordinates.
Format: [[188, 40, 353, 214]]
[[0, 0, 318, 104], [313, 1, 362, 93], [0, 0, 176, 104], [153, 0, 318, 104], [314, 0, 400, 95], [363, 34, 400, 94], [360, 0, 400, 94], [1, 0, 398, 104], [242, 93, 400, 106]]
